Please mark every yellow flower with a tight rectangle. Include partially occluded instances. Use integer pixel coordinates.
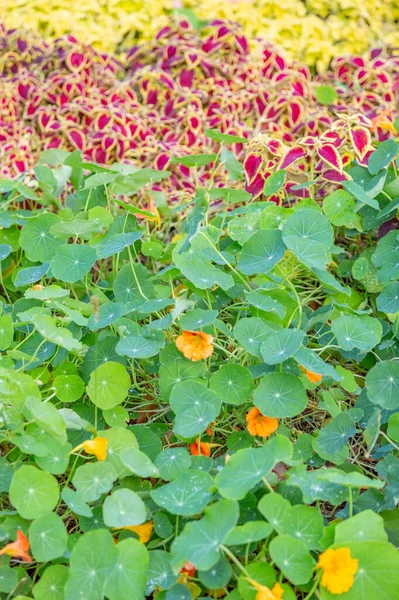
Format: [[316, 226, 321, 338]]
[[176, 330, 213, 361], [317, 547, 358, 595], [246, 578, 284, 600], [117, 521, 154, 543], [71, 436, 108, 461], [246, 407, 279, 438]]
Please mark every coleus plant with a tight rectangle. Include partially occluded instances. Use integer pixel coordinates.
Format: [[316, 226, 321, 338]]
[[0, 129, 399, 599]]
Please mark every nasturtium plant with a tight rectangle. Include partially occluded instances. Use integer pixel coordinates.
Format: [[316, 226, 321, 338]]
[[0, 127, 399, 599]]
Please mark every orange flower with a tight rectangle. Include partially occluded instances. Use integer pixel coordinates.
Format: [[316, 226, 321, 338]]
[[317, 547, 358, 594], [181, 561, 196, 578], [189, 438, 220, 457], [371, 108, 397, 135], [116, 521, 153, 543], [246, 578, 284, 600], [0, 530, 32, 563], [31, 284, 44, 291], [176, 330, 213, 361], [134, 199, 161, 229], [299, 365, 323, 383], [246, 407, 278, 437], [71, 436, 108, 461]]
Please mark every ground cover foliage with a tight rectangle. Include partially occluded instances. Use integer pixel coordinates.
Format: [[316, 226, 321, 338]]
[[1, 1, 399, 69], [0, 118, 399, 599]]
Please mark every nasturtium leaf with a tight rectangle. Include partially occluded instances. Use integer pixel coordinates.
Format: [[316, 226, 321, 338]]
[[0, 244, 11, 261], [65, 529, 118, 600], [25, 284, 69, 300], [198, 555, 232, 589], [87, 302, 127, 331], [50, 244, 97, 283], [238, 229, 286, 274], [224, 521, 273, 545], [282, 209, 333, 268], [287, 465, 349, 505], [227, 212, 261, 245], [96, 231, 142, 259], [210, 364, 254, 405], [61, 488, 93, 518], [221, 146, 244, 181], [263, 170, 286, 196], [260, 328, 304, 365], [80, 336, 127, 382], [331, 314, 382, 352], [318, 468, 384, 489], [372, 231, 399, 283], [368, 139, 399, 175], [334, 510, 388, 545], [238, 562, 276, 600], [147, 551, 178, 594], [86, 361, 130, 409], [72, 461, 117, 502], [316, 85, 337, 105], [376, 282, 399, 314], [29, 512, 68, 561], [258, 493, 291, 534], [269, 534, 314, 585], [152, 470, 214, 516], [323, 190, 361, 229], [320, 541, 399, 600], [0, 565, 19, 593], [35, 437, 70, 475], [284, 505, 324, 550], [180, 308, 218, 330], [103, 488, 146, 527], [171, 499, 239, 571], [317, 412, 357, 455], [254, 372, 308, 418], [113, 263, 155, 307], [105, 538, 149, 600], [234, 317, 275, 358], [129, 425, 162, 461], [173, 401, 219, 438], [9, 465, 59, 519], [166, 584, 192, 600], [99, 427, 139, 478], [0, 457, 13, 493], [245, 289, 286, 318], [20, 213, 61, 262], [32, 565, 69, 600], [50, 218, 103, 240], [116, 335, 163, 359], [366, 360, 399, 410], [120, 447, 159, 478], [23, 396, 66, 445], [387, 413, 399, 442], [35, 314, 82, 352], [14, 262, 50, 287], [54, 374, 84, 403], [154, 448, 192, 481], [216, 435, 292, 500], [0, 314, 13, 350]]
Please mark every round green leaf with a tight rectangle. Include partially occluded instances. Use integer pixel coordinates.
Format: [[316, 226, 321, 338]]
[[238, 229, 285, 274], [105, 538, 149, 600], [234, 317, 274, 358], [284, 505, 324, 550], [210, 364, 254, 406], [269, 534, 314, 585], [377, 282, 399, 314], [54, 375, 84, 403], [32, 565, 69, 600], [113, 263, 155, 307], [103, 488, 147, 527], [86, 361, 130, 409], [260, 328, 304, 365], [254, 372, 308, 418], [166, 584, 192, 600], [151, 471, 214, 516], [147, 550, 178, 593], [9, 465, 59, 519], [29, 512, 68, 561], [115, 335, 162, 359], [87, 302, 127, 331], [120, 447, 159, 478], [72, 461, 117, 502], [180, 308, 218, 331], [0, 315, 13, 350], [198, 555, 232, 589], [224, 521, 273, 545], [20, 213, 61, 262], [366, 360, 399, 410], [154, 448, 192, 481], [238, 562, 276, 600], [50, 244, 97, 283]]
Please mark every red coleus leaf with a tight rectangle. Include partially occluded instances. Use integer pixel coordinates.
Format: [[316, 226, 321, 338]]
[[317, 144, 343, 173], [349, 126, 372, 160], [279, 147, 307, 170], [244, 153, 262, 181], [321, 169, 349, 182]]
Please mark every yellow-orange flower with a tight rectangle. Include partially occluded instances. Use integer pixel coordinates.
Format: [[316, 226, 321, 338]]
[[176, 330, 213, 361], [371, 109, 398, 135], [299, 365, 323, 383], [71, 436, 108, 461], [117, 521, 154, 543], [0, 530, 32, 563], [317, 547, 358, 595], [134, 199, 161, 229], [246, 578, 284, 600], [246, 407, 278, 438], [189, 438, 220, 457]]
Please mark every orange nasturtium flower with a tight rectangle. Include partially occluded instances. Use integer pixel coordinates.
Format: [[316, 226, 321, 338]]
[[181, 561, 196, 578], [246, 578, 284, 600], [71, 436, 108, 461], [116, 521, 154, 543], [134, 199, 161, 229], [317, 547, 358, 594], [176, 330, 213, 361], [189, 438, 220, 457], [299, 365, 323, 383], [246, 407, 278, 438], [0, 530, 32, 563], [370, 108, 398, 135]]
